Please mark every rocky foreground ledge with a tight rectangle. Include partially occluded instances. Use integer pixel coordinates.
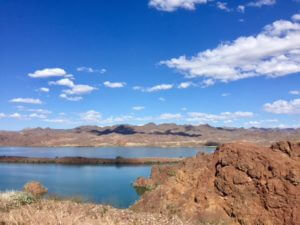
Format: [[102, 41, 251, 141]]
[[132, 141, 300, 225]]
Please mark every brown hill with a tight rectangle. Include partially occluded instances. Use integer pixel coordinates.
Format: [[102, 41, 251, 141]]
[[132, 141, 300, 225], [0, 124, 299, 147]]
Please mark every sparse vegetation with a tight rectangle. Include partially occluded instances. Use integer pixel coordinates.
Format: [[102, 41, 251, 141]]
[[167, 170, 176, 176]]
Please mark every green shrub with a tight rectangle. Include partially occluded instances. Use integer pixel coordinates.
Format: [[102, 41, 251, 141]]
[[12, 192, 36, 206]]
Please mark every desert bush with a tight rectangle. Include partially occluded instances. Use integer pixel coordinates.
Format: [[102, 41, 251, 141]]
[[12, 192, 36, 206], [167, 170, 176, 176], [23, 181, 47, 196]]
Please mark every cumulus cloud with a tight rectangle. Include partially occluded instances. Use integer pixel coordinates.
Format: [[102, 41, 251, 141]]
[[43, 118, 70, 123], [159, 113, 182, 120], [10, 98, 42, 104], [39, 87, 50, 92], [248, 0, 276, 7], [237, 5, 245, 13], [186, 111, 253, 123], [49, 78, 75, 88], [29, 113, 47, 119], [221, 93, 230, 97], [80, 110, 102, 123], [77, 67, 106, 74], [63, 84, 97, 95], [216, 1, 230, 11], [147, 84, 173, 92], [28, 68, 67, 78], [0, 113, 6, 119], [178, 82, 194, 89], [132, 106, 145, 111], [8, 113, 23, 119], [263, 99, 300, 114], [103, 81, 126, 88], [149, 0, 208, 12], [161, 15, 300, 86], [290, 90, 300, 95], [292, 14, 300, 22], [133, 84, 173, 92], [28, 109, 51, 114], [59, 93, 83, 101]]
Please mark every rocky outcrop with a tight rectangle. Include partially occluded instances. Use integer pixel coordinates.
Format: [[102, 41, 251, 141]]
[[132, 142, 300, 225], [271, 141, 300, 158]]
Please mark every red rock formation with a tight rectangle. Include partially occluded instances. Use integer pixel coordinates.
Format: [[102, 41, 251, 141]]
[[132, 142, 300, 225]]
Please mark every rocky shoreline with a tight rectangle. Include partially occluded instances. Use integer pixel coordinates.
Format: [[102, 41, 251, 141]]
[[0, 156, 183, 165]]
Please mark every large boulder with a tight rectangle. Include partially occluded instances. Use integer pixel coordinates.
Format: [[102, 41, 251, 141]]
[[132, 142, 300, 225]]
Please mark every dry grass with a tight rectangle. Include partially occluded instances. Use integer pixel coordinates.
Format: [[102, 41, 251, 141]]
[[0, 191, 185, 225], [0, 191, 229, 225]]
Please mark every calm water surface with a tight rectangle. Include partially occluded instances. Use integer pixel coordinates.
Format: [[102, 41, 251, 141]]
[[0, 147, 215, 208], [0, 146, 214, 158]]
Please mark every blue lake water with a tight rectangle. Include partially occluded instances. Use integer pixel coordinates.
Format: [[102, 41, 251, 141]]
[[0, 146, 215, 158], [0, 147, 215, 208]]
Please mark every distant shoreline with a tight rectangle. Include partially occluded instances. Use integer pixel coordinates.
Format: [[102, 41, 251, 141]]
[[0, 156, 184, 165]]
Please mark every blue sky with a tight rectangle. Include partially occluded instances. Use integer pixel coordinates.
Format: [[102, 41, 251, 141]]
[[0, 0, 300, 130]]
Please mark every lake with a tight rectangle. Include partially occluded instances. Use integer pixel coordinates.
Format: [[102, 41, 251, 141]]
[[0, 146, 215, 208]]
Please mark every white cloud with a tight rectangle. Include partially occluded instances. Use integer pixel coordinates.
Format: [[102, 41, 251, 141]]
[[59, 93, 83, 101], [63, 84, 97, 95], [248, 0, 276, 7], [186, 111, 253, 123], [28, 109, 52, 114], [0, 113, 5, 119], [292, 14, 300, 22], [161, 15, 300, 86], [80, 110, 102, 123], [8, 113, 23, 119], [178, 82, 194, 89], [237, 5, 245, 13], [39, 87, 50, 92], [202, 79, 215, 87], [43, 118, 69, 123], [159, 97, 166, 101], [28, 68, 67, 78], [132, 106, 145, 111], [133, 84, 173, 92], [216, 2, 230, 11], [10, 98, 42, 104], [290, 90, 300, 95], [103, 81, 126, 88], [149, 0, 208, 12], [263, 99, 300, 114], [77, 67, 106, 74], [29, 113, 47, 119], [133, 86, 141, 90], [147, 84, 173, 92], [221, 93, 230, 97], [159, 113, 182, 120], [16, 107, 51, 114], [49, 78, 75, 88]]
